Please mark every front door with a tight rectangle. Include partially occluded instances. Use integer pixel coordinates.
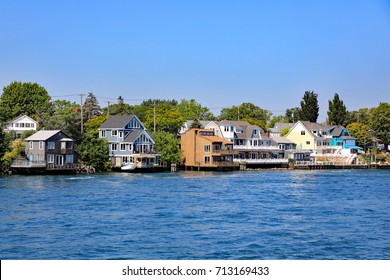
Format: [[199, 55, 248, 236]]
[[55, 155, 64, 166]]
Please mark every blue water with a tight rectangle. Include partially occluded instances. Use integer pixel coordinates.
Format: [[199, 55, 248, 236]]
[[0, 170, 389, 260]]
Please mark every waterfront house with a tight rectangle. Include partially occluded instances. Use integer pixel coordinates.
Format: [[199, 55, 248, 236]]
[[99, 115, 159, 168], [286, 121, 362, 164], [205, 120, 290, 167], [11, 130, 79, 174], [180, 128, 238, 170], [4, 115, 37, 138]]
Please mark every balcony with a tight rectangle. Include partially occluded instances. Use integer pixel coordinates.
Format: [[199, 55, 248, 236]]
[[212, 148, 239, 156], [234, 145, 280, 151], [233, 158, 288, 164]]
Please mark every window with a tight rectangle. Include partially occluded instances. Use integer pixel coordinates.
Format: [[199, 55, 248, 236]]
[[129, 144, 133, 151], [204, 145, 211, 152], [29, 141, 33, 149], [66, 142, 73, 149], [254, 129, 257, 135], [301, 131, 306, 135], [306, 141, 310, 145], [48, 141, 55, 149], [120, 144, 126, 151], [66, 155, 74, 164], [47, 154, 54, 163], [119, 131, 123, 138], [39, 141, 44, 150], [112, 130, 118, 136], [15, 123, 20, 127], [224, 126, 229, 132], [111, 143, 118, 151], [101, 130, 106, 137], [204, 156, 210, 164]]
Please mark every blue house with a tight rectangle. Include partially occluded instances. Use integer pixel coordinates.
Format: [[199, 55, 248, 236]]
[[326, 126, 362, 155], [98, 115, 159, 168]]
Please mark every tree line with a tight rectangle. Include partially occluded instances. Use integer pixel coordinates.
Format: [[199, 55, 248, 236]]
[[0, 81, 389, 173]]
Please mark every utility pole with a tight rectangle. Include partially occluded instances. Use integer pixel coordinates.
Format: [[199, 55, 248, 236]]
[[238, 107, 240, 121], [153, 101, 156, 133], [107, 101, 110, 116], [80, 93, 84, 134]]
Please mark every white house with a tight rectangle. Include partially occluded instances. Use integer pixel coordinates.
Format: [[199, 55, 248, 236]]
[[4, 115, 38, 138]]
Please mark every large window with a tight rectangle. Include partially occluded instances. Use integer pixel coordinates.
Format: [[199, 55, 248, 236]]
[[66, 155, 74, 164], [111, 130, 118, 136], [48, 141, 55, 149], [47, 154, 54, 163]]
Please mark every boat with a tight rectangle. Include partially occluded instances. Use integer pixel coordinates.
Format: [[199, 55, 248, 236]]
[[121, 162, 136, 171], [119, 154, 166, 173]]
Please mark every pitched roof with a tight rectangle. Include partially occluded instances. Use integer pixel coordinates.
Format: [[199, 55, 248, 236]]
[[273, 122, 294, 132], [124, 130, 143, 143], [7, 115, 37, 124], [184, 120, 211, 128], [99, 115, 135, 129], [271, 136, 296, 144], [25, 130, 67, 141]]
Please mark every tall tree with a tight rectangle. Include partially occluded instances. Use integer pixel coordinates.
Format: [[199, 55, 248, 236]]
[[153, 131, 182, 165], [346, 122, 372, 149], [0, 81, 51, 122], [144, 105, 185, 134], [177, 99, 215, 120], [77, 131, 110, 171], [327, 93, 347, 125], [300, 91, 319, 122], [83, 92, 101, 121], [219, 102, 272, 124], [39, 100, 82, 143], [369, 102, 390, 146], [345, 108, 372, 126], [284, 107, 301, 123]]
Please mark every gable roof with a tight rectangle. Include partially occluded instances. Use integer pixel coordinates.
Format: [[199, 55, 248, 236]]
[[124, 130, 155, 144], [99, 115, 136, 129], [271, 136, 296, 144], [7, 115, 37, 124], [273, 122, 294, 132], [25, 130, 70, 141]]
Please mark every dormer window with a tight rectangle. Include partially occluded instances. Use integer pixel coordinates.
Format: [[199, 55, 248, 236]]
[[254, 129, 257, 135]]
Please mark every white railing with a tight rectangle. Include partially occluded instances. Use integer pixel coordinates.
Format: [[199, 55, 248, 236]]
[[234, 145, 280, 150], [234, 158, 288, 164]]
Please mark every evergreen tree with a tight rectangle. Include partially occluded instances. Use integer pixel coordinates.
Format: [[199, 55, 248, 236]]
[[300, 91, 319, 122], [190, 118, 203, 129], [327, 93, 347, 126], [83, 92, 101, 121], [284, 107, 301, 123]]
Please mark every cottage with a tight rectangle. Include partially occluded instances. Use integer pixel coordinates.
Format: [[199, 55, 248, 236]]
[[11, 130, 79, 174], [4, 115, 37, 138]]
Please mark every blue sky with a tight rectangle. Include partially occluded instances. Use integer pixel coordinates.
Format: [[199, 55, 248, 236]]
[[1, 0, 389, 121]]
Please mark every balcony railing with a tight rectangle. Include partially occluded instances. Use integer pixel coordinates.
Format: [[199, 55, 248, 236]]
[[212, 148, 239, 155], [234, 145, 280, 151], [233, 158, 288, 164]]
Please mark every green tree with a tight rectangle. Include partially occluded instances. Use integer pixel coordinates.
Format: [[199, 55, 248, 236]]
[[144, 105, 185, 134], [39, 100, 82, 143], [83, 92, 101, 121], [177, 99, 215, 120], [284, 107, 301, 123], [369, 102, 390, 146], [190, 118, 203, 129], [219, 102, 272, 124], [281, 127, 291, 136], [346, 122, 372, 149], [327, 93, 347, 125], [0, 81, 51, 122], [267, 115, 284, 129], [241, 117, 266, 130], [345, 108, 372, 126], [76, 131, 110, 171], [300, 91, 319, 122], [153, 131, 182, 165], [84, 115, 108, 134]]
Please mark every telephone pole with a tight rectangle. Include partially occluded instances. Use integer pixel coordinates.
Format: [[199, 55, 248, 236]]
[[80, 93, 85, 134], [153, 101, 156, 133]]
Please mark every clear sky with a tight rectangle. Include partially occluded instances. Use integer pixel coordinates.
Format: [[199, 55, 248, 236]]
[[1, 0, 389, 121]]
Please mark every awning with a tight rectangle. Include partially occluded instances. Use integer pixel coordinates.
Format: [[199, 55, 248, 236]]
[[344, 145, 363, 150]]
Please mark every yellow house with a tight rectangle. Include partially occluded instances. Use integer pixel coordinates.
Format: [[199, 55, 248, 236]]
[[286, 121, 321, 150]]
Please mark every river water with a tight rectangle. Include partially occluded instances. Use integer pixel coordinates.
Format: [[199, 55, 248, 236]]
[[0, 169, 389, 259]]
